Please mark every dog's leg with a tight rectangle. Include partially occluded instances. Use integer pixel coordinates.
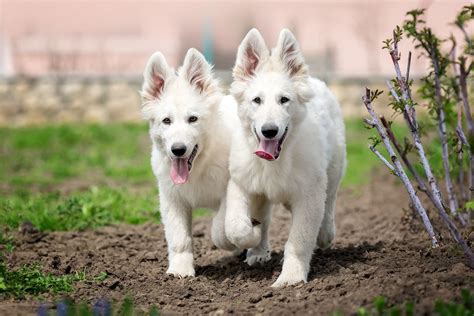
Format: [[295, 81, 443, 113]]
[[317, 153, 345, 249], [317, 174, 338, 249], [272, 186, 326, 287], [317, 186, 337, 249], [211, 197, 237, 251], [245, 200, 272, 266], [161, 198, 195, 277], [225, 179, 262, 250]]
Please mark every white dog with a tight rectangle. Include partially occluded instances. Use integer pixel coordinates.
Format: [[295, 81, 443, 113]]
[[225, 29, 346, 287], [141, 48, 237, 277]]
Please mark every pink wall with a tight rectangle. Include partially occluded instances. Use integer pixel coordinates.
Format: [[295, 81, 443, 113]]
[[0, 0, 472, 77]]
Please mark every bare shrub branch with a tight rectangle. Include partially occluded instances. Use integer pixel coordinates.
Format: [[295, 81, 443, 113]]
[[363, 88, 438, 247]]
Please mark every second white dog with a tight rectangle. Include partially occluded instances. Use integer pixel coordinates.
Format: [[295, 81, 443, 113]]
[[225, 29, 346, 287]]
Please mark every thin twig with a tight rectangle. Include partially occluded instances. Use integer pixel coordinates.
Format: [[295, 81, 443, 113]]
[[457, 126, 472, 208], [369, 144, 397, 175], [457, 127, 470, 148], [455, 21, 473, 54], [385, 80, 415, 132], [363, 88, 438, 247], [459, 60, 473, 133], [405, 51, 412, 99], [380, 115, 429, 194], [430, 45, 460, 218], [459, 59, 473, 199], [450, 42, 468, 206], [363, 118, 376, 128]]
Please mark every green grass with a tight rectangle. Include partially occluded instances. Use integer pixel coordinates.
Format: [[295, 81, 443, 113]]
[[0, 234, 108, 299], [0, 260, 85, 298], [0, 258, 110, 298], [0, 123, 158, 232], [331, 289, 473, 316], [0, 187, 158, 231], [0, 123, 151, 190], [0, 120, 389, 232], [0, 231, 14, 253], [342, 120, 378, 187], [342, 119, 408, 187]]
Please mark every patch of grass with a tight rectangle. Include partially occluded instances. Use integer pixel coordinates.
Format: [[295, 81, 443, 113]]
[[342, 119, 408, 187], [0, 257, 109, 299], [342, 120, 378, 187], [0, 186, 158, 231], [0, 123, 152, 191], [354, 296, 415, 316], [0, 231, 15, 253], [0, 123, 160, 231], [434, 289, 474, 316], [0, 260, 85, 298], [332, 289, 473, 316]]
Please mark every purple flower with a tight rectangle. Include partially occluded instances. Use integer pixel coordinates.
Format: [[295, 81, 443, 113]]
[[93, 298, 111, 316]]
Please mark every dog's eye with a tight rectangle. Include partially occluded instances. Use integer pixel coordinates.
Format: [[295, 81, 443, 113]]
[[280, 97, 290, 104], [162, 117, 171, 125], [188, 116, 198, 123], [252, 97, 261, 105]]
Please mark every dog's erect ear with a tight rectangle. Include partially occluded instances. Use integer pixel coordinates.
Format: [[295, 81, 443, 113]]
[[275, 29, 307, 79], [141, 52, 170, 102], [233, 28, 269, 81], [182, 48, 213, 93]]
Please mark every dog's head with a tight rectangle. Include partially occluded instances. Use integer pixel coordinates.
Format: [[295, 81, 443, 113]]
[[231, 29, 314, 161], [141, 48, 221, 184]]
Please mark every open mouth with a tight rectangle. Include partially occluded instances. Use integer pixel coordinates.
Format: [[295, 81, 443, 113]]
[[254, 126, 288, 161], [170, 144, 198, 184]]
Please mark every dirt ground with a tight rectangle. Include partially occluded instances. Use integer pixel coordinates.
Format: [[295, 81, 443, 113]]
[[1, 173, 473, 315]]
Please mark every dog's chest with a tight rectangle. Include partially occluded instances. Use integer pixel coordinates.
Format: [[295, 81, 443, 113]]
[[238, 160, 292, 204], [173, 161, 228, 210]]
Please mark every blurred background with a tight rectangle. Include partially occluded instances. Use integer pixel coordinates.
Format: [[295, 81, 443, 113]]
[[0, 0, 472, 125]]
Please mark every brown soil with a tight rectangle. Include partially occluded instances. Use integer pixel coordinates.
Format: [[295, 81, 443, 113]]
[[1, 173, 473, 315]]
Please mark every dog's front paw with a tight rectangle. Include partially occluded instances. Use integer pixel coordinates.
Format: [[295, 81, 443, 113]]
[[226, 217, 261, 250], [271, 269, 307, 288], [317, 222, 336, 249], [245, 246, 271, 266], [271, 255, 308, 288], [167, 252, 195, 278]]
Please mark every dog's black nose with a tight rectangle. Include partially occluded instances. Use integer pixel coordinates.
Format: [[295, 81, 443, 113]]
[[261, 123, 279, 139], [171, 143, 187, 157]]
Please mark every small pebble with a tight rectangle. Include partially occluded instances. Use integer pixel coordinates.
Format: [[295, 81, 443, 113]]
[[249, 294, 262, 303]]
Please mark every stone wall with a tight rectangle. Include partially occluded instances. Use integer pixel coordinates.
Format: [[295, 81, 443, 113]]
[[0, 77, 142, 126], [0, 75, 394, 126]]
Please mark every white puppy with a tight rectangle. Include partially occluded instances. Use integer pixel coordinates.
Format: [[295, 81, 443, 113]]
[[141, 48, 237, 277], [225, 29, 346, 287]]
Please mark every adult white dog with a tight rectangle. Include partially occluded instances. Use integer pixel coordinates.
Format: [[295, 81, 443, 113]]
[[141, 48, 237, 277], [225, 29, 346, 287]]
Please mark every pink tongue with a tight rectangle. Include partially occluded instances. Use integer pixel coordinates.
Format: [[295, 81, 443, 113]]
[[170, 158, 189, 184], [255, 139, 279, 161]]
